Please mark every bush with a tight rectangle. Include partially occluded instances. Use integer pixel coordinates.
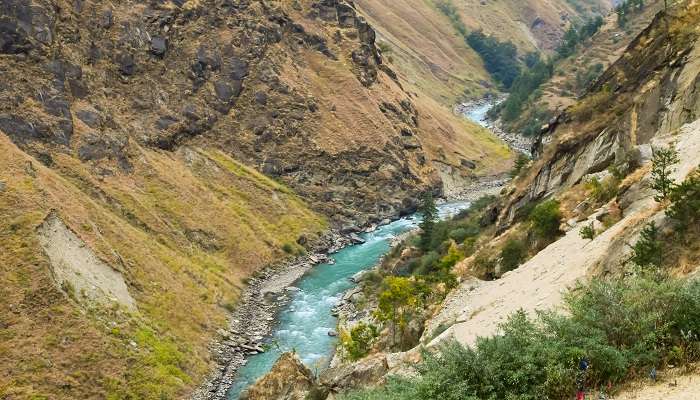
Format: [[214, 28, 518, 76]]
[[434, 0, 467, 36], [529, 199, 562, 241], [667, 170, 700, 233], [510, 154, 531, 178], [281, 242, 295, 254], [500, 239, 527, 272], [342, 274, 700, 400], [339, 322, 379, 361], [466, 31, 521, 88], [629, 222, 663, 269], [586, 175, 620, 204], [579, 222, 596, 240]]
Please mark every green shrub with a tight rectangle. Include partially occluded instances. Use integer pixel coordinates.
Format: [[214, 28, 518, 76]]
[[466, 30, 521, 88], [586, 175, 620, 204], [414, 251, 440, 275], [629, 222, 663, 269], [339, 322, 379, 361], [447, 227, 469, 243], [529, 199, 562, 241], [510, 154, 531, 177], [342, 274, 700, 400], [579, 221, 596, 240], [282, 242, 295, 254], [667, 170, 700, 233], [500, 239, 527, 272]]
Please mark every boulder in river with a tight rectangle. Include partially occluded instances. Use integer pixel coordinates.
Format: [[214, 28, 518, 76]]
[[240, 352, 320, 400]]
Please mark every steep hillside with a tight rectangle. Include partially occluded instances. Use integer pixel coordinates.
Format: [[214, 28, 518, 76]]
[[238, 3, 700, 399], [450, 0, 612, 52], [355, 0, 614, 107], [0, 0, 512, 398]]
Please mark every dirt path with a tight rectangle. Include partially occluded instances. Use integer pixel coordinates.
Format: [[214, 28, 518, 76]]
[[615, 372, 700, 399]]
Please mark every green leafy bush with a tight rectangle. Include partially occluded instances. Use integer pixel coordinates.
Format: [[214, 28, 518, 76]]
[[579, 222, 596, 240], [510, 154, 531, 178], [667, 169, 700, 233], [339, 322, 379, 361], [529, 199, 562, 241], [281, 242, 295, 254], [500, 239, 527, 272], [342, 274, 700, 400], [629, 222, 663, 269], [586, 175, 620, 204], [466, 31, 521, 88]]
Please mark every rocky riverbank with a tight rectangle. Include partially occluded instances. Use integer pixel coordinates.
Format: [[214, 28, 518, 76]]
[[455, 99, 533, 155], [192, 230, 355, 400]]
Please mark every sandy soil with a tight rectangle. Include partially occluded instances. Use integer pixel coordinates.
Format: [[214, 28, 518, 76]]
[[428, 119, 700, 348], [615, 372, 700, 399], [37, 212, 136, 311]]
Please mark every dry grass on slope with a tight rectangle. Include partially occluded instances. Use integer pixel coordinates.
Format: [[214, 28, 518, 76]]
[[455, 0, 612, 52], [0, 134, 325, 399], [354, 0, 490, 105]]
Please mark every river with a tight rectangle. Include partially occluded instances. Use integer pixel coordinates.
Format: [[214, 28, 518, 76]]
[[226, 201, 472, 398], [224, 97, 510, 398]]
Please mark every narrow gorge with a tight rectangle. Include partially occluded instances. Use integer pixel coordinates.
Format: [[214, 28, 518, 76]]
[[1, 1, 699, 400]]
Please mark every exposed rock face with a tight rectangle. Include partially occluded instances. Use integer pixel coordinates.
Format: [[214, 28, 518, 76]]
[[240, 352, 318, 400], [320, 354, 389, 394], [502, 8, 700, 226], [0, 0, 444, 228]]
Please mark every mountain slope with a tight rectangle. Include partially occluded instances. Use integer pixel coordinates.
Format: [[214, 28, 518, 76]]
[[0, 0, 512, 398]]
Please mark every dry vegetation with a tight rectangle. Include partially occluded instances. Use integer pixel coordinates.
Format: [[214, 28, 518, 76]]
[[0, 134, 326, 399]]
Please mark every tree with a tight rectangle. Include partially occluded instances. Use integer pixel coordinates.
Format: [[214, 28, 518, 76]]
[[418, 192, 438, 251], [500, 239, 527, 272], [374, 277, 420, 349], [667, 170, 700, 234], [629, 222, 663, 269], [650, 145, 680, 201]]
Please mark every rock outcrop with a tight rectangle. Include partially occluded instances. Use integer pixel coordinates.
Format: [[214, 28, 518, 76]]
[[240, 352, 319, 400], [502, 6, 700, 226]]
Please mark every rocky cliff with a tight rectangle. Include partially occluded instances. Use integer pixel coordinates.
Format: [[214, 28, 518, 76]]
[[502, 3, 700, 224]]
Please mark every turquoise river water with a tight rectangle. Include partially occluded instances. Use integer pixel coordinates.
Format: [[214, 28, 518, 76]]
[[226, 201, 472, 398]]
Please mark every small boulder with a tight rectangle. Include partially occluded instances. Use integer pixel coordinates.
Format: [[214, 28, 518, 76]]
[[150, 36, 167, 57]]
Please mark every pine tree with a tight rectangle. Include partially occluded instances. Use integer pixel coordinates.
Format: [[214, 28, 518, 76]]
[[629, 222, 663, 269], [650, 145, 680, 201]]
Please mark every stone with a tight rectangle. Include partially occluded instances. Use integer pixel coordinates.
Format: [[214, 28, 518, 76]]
[[150, 36, 167, 56], [156, 116, 178, 130], [240, 352, 317, 400], [117, 53, 135, 76], [320, 354, 389, 391], [460, 159, 477, 169], [214, 80, 243, 103], [101, 9, 113, 28], [0, 19, 32, 54], [254, 91, 268, 105], [337, 3, 357, 28], [229, 57, 249, 80], [75, 109, 102, 128], [349, 233, 366, 244]]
